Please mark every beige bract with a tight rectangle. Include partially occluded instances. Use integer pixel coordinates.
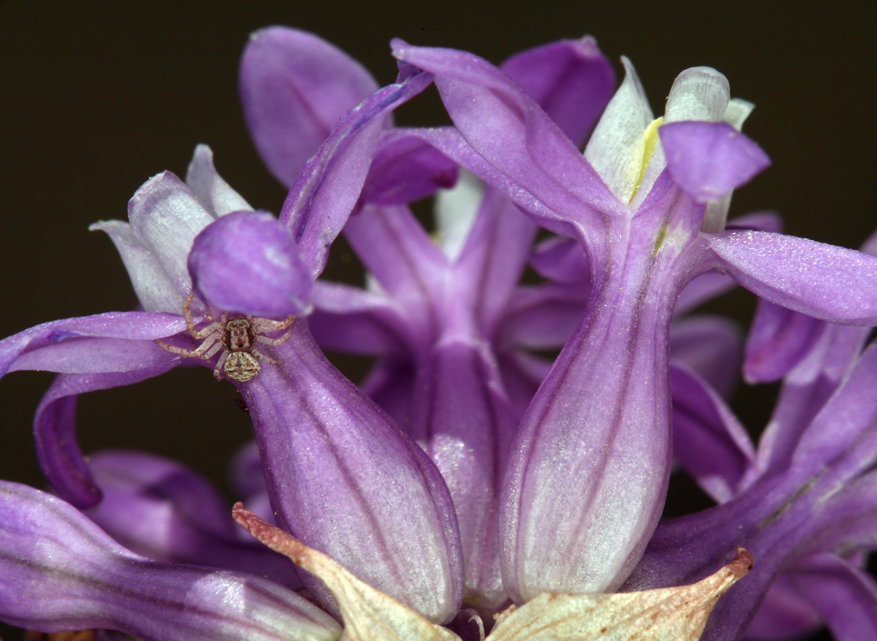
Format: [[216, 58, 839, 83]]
[[233, 504, 752, 641]]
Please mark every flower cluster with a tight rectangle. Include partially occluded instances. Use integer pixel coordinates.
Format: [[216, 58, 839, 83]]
[[1, 26, 876, 641]]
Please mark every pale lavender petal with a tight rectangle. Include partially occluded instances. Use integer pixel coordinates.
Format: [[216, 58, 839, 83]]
[[392, 41, 625, 239], [743, 300, 826, 383], [0, 481, 340, 641], [280, 68, 434, 278], [343, 203, 447, 304], [185, 145, 253, 217], [500, 283, 587, 349], [411, 340, 518, 609], [0, 312, 185, 378], [670, 364, 755, 502], [127, 172, 214, 309], [791, 554, 877, 641], [529, 235, 589, 285], [35, 367, 178, 508], [500, 36, 615, 147], [709, 230, 877, 324], [87, 450, 301, 588], [89, 220, 183, 315], [455, 189, 539, 337], [669, 315, 742, 397], [240, 26, 379, 188], [660, 121, 770, 202], [360, 132, 458, 206], [239, 321, 463, 623], [673, 270, 736, 315], [309, 281, 406, 354], [188, 211, 312, 318]]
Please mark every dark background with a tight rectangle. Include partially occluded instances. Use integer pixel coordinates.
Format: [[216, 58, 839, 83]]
[[1, 2, 874, 639]]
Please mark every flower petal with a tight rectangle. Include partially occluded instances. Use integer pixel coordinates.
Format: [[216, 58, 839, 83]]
[[188, 211, 312, 318], [185, 145, 253, 217], [670, 364, 755, 503], [500, 36, 615, 147], [745, 572, 821, 640], [360, 131, 459, 207], [0, 312, 185, 378], [709, 230, 877, 324], [757, 322, 872, 476], [455, 188, 539, 337], [411, 339, 518, 610], [434, 168, 484, 260], [0, 482, 339, 641], [35, 368, 178, 508], [791, 554, 877, 641], [239, 321, 463, 623], [529, 236, 589, 285], [126, 172, 215, 308], [672, 270, 736, 315], [240, 26, 379, 188], [391, 41, 624, 239], [343, 204, 447, 307], [309, 281, 406, 354], [669, 315, 742, 398], [743, 300, 826, 383], [89, 220, 184, 315], [660, 121, 770, 202], [583, 57, 654, 204], [280, 68, 434, 278], [664, 67, 730, 123], [86, 450, 301, 588]]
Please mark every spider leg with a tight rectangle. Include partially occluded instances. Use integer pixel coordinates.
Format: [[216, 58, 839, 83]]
[[214, 351, 229, 381], [191, 334, 221, 357], [251, 347, 282, 365], [251, 316, 296, 334], [256, 325, 293, 346], [155, 339, 200, 358], [182, 293, 200, 337], [201, 340, 224, 360], [192, 321, 223, 341]]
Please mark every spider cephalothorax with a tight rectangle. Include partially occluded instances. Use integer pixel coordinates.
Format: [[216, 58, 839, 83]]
[[157, 293, 295, 382]]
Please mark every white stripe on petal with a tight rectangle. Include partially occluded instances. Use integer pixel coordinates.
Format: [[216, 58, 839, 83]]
[[584, 57, 653, 204]]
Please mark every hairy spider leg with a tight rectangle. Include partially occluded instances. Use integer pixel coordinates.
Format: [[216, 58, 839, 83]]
[[255, 324, 294, 346], [250, 347, 282, 365], [250, 315, 296, 335], [181, 292, 223, 340]]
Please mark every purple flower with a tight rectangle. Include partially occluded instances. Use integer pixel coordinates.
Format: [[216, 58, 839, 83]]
[[0, 33, 466, 628], [623, 231, 877, 640], [392, 41, 877, 604], [0, 25, 875, 641]]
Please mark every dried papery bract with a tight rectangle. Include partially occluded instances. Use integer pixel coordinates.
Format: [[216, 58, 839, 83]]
[[233, 504, 462, 641], [234, 503, 752, 641], [487, 548, 753, 641]]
